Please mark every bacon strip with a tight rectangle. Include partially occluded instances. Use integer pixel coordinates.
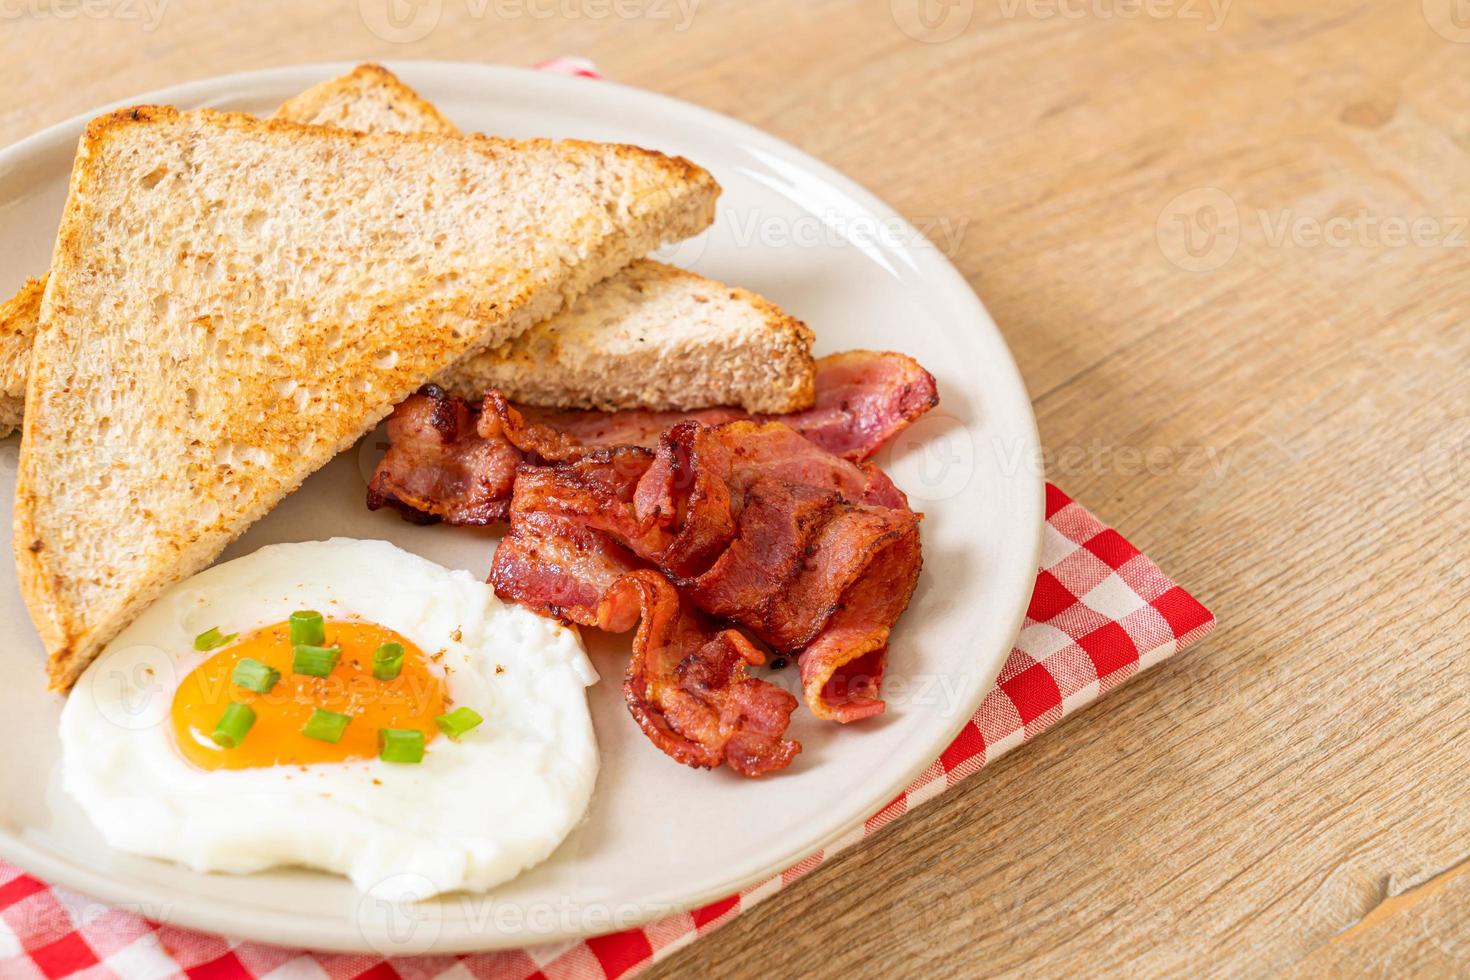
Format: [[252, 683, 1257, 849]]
[[490, 451, 652, 625], [367, 389, 626, 527], [630, 420, 910, 576], [365, 386, 521, 525], [776, 350, 938, 462], [368, 352, 936, 528], [478, 391, 588, 463], [489, 419, 924, 726], [601, 571, 800, 777], [794, 521, 922, 722], [681, 479, 922, 722]]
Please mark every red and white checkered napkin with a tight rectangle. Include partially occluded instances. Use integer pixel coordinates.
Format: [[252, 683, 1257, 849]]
[[0, 484, 1214, 980], [0, 59, 1216, 980]]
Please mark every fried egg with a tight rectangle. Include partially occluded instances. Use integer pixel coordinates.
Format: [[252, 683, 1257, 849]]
[[60, 538, 599, 898]]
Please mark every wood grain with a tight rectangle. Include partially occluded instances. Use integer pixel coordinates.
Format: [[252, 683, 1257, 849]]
[[3, 0, 1467, 974]]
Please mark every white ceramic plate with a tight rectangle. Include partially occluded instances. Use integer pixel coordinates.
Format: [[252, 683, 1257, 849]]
[[0, 61, 1041, 953]]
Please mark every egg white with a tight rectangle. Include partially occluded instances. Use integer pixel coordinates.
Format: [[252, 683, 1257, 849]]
[[60, 538, 600, 899]]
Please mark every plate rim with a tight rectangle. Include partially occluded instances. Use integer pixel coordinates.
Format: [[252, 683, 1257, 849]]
[[0, 59, 1044, 953]]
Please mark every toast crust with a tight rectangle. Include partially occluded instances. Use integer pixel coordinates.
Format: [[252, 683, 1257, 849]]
[[67, 103, 713, 184], [0, 277, 43, 438], [17, 104, 718, 690]]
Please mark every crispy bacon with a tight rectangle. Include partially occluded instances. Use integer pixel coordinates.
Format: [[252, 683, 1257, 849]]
[[794, 524, 922, 722], [777, 351, 938, 462], [630, 420, 910, 576], [367, 389, 627, 526], [369, 349, 938, 775], [681, 479, 922, 722], [365, 385, 521, 525], [368, 352, 936, 528], [601, 571, 800, 777], [478, 392, 588, 463], [489, 419, 924, 727], [490, 452, 652, 625]]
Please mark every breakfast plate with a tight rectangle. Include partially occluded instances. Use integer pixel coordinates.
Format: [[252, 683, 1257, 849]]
[[0, 61, 1042, 952]]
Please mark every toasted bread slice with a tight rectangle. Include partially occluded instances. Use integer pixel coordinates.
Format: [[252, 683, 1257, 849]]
[[0, 65, 815, 432], [440, 259, 815, 413], [0, 65, 459, 438], [17, 105, 718, 690]]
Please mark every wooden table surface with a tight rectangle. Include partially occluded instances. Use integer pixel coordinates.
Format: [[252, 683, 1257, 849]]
[[4, 1, 1467, 975]]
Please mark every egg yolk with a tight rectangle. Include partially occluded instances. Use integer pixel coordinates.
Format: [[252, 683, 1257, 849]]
[[171, 620, 446, 770]]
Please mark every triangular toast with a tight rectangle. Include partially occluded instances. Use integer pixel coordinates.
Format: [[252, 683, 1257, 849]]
[[1, 67, 811, 435], [16, 104, 718, 689]]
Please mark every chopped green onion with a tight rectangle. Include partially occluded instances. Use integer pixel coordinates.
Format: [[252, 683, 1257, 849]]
[[193, 626, 237, 652], [211, 702, 256, 748], [231, 657, 280, 694], [372, 642, 405, 681], [289, 610, 326, 647], [434, 707, 484, 740], [301, 709, 352, 743], [292, 644, 340, 677], [378, 728, 425, 764]]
